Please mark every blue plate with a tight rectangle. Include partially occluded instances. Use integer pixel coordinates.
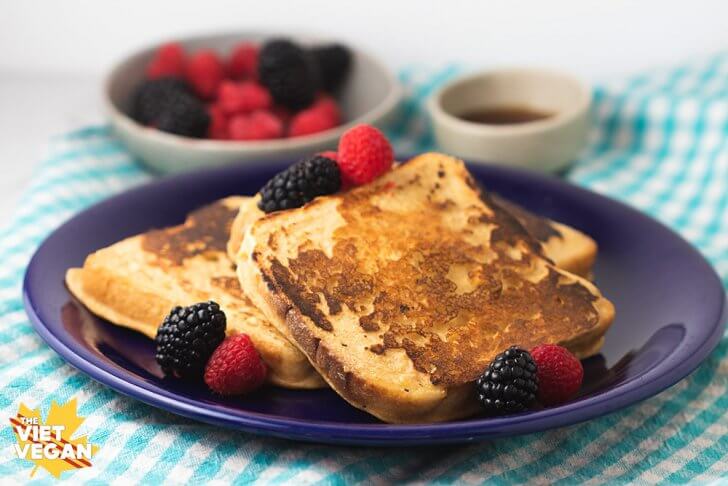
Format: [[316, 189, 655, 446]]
[[23, 159, 727, 445]]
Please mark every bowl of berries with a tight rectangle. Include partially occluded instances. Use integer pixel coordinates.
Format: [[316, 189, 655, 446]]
[[105, 32, 402, 173]]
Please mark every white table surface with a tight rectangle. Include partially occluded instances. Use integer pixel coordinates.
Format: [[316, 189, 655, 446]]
[[0, 71, 103, 225]]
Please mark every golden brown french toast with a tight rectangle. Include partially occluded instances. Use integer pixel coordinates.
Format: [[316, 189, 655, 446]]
[[228, 185, 597, 279], [66, 196, 325, 389], [489, 195, 597, 278], [237, 153, 614, 423]]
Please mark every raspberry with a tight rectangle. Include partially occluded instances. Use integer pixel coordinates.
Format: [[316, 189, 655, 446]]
[[311, 44, 352, 91], [313, 95, 341, 122], [185, 50, 225, 100], [146, 42, 186, 79], [207, 104, 229, 140], [288, 96, 340, 137], [258, 39, 319, 110], [155, 301, 226, 379], [531, 344, 584, 405], [204, 334, 267, 395], [228, 110, 283, 141], [476, 346, 539, 415], [217, 81, 271, 115], [227, 42, 259, 79], [258, 155, 341, 213], [337, 125, 393, 185], [155, 92, 210, 138], [288, 111, 334, 137]]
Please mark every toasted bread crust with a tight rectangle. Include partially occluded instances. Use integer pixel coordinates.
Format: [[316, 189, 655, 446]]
[[244, 257, 484, 422], [228, 189, 598, 280], [66, 267, 171, 339], [66, 197, 325, 389], [245, 250, 605, 422], [488, 195, 597, 278], [544, 222, 598, 278], [238, 154, 615, 422]]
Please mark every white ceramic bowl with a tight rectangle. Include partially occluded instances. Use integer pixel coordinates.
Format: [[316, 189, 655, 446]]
[[427, 68, 591, 173], [106, 32, 402, 174]]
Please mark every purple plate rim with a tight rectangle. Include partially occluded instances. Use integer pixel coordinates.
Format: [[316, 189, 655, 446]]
[[22, 159, 727, 445]]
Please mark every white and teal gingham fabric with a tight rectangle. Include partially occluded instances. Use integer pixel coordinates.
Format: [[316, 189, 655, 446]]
[[1, 52, 727, 484]]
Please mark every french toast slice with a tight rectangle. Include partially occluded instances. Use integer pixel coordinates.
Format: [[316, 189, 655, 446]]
[[489, 195, 597, 278], [66, 196, 325, 389], [237, 153, 614, 423], [228, 187, 597, 279]]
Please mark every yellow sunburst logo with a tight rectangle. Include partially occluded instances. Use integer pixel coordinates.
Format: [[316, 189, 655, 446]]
[[9, 398, 100, 478]]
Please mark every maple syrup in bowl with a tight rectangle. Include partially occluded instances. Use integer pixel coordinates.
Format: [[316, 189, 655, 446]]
[[427, 68, 592, 173], [456, 106, 554, 125]]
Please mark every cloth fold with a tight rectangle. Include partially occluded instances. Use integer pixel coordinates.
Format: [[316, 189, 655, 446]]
[[1, 54, 727, 484]]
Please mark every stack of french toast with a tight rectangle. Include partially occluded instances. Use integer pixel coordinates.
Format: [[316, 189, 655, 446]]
[[67, 151, 614, 423]]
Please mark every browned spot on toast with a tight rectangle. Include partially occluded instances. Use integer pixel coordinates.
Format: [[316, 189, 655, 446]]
[[211, 276, 245, 299], [270, 259, 334, 331], [369, 343, 385, 354], [142, 202, 238, 265], [263, 165, 600, 387], [433, 199, 456, 211]]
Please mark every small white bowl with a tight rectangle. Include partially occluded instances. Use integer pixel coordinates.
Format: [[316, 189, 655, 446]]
[[427, 68, 591, 173], [106, 31, 402, 174]]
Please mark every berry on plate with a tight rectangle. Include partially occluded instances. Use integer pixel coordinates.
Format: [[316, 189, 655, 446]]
[[146, 42, 186, 79], [476, 346, 539, 415], [258, 154, 341, 213], [204, 334, 267, 395], [217, 80, 272, 115], [228, 110, 283, 141], [258, 39, 319, 110], [227, 42, 259, 80], [154, 301, 226, 379], [185, 50, 226, 100], [531, 344, 584, 405], [337, 124, 393, 185]]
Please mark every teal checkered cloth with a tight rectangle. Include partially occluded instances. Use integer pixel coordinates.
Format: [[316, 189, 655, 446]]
[[2, 53, 727, 484]]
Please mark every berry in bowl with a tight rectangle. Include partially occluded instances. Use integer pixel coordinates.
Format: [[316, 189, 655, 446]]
[[105, 32, 401, 174]]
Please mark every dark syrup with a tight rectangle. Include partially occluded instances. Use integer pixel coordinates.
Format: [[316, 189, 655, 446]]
[[457, 106, 553, 125]]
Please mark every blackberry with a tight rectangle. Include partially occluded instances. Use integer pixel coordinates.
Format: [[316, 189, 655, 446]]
[[476, 346, 538, 415], [130, 78, 191, 125], [155, 301, 226, 379], [155, 92, 210, 138], [258, 39, 319, 110], [258, 155, 341, 213], [311, 44, 352, 92]]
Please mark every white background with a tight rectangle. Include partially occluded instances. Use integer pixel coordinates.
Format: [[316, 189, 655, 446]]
[[1, 0, 727, 221]]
